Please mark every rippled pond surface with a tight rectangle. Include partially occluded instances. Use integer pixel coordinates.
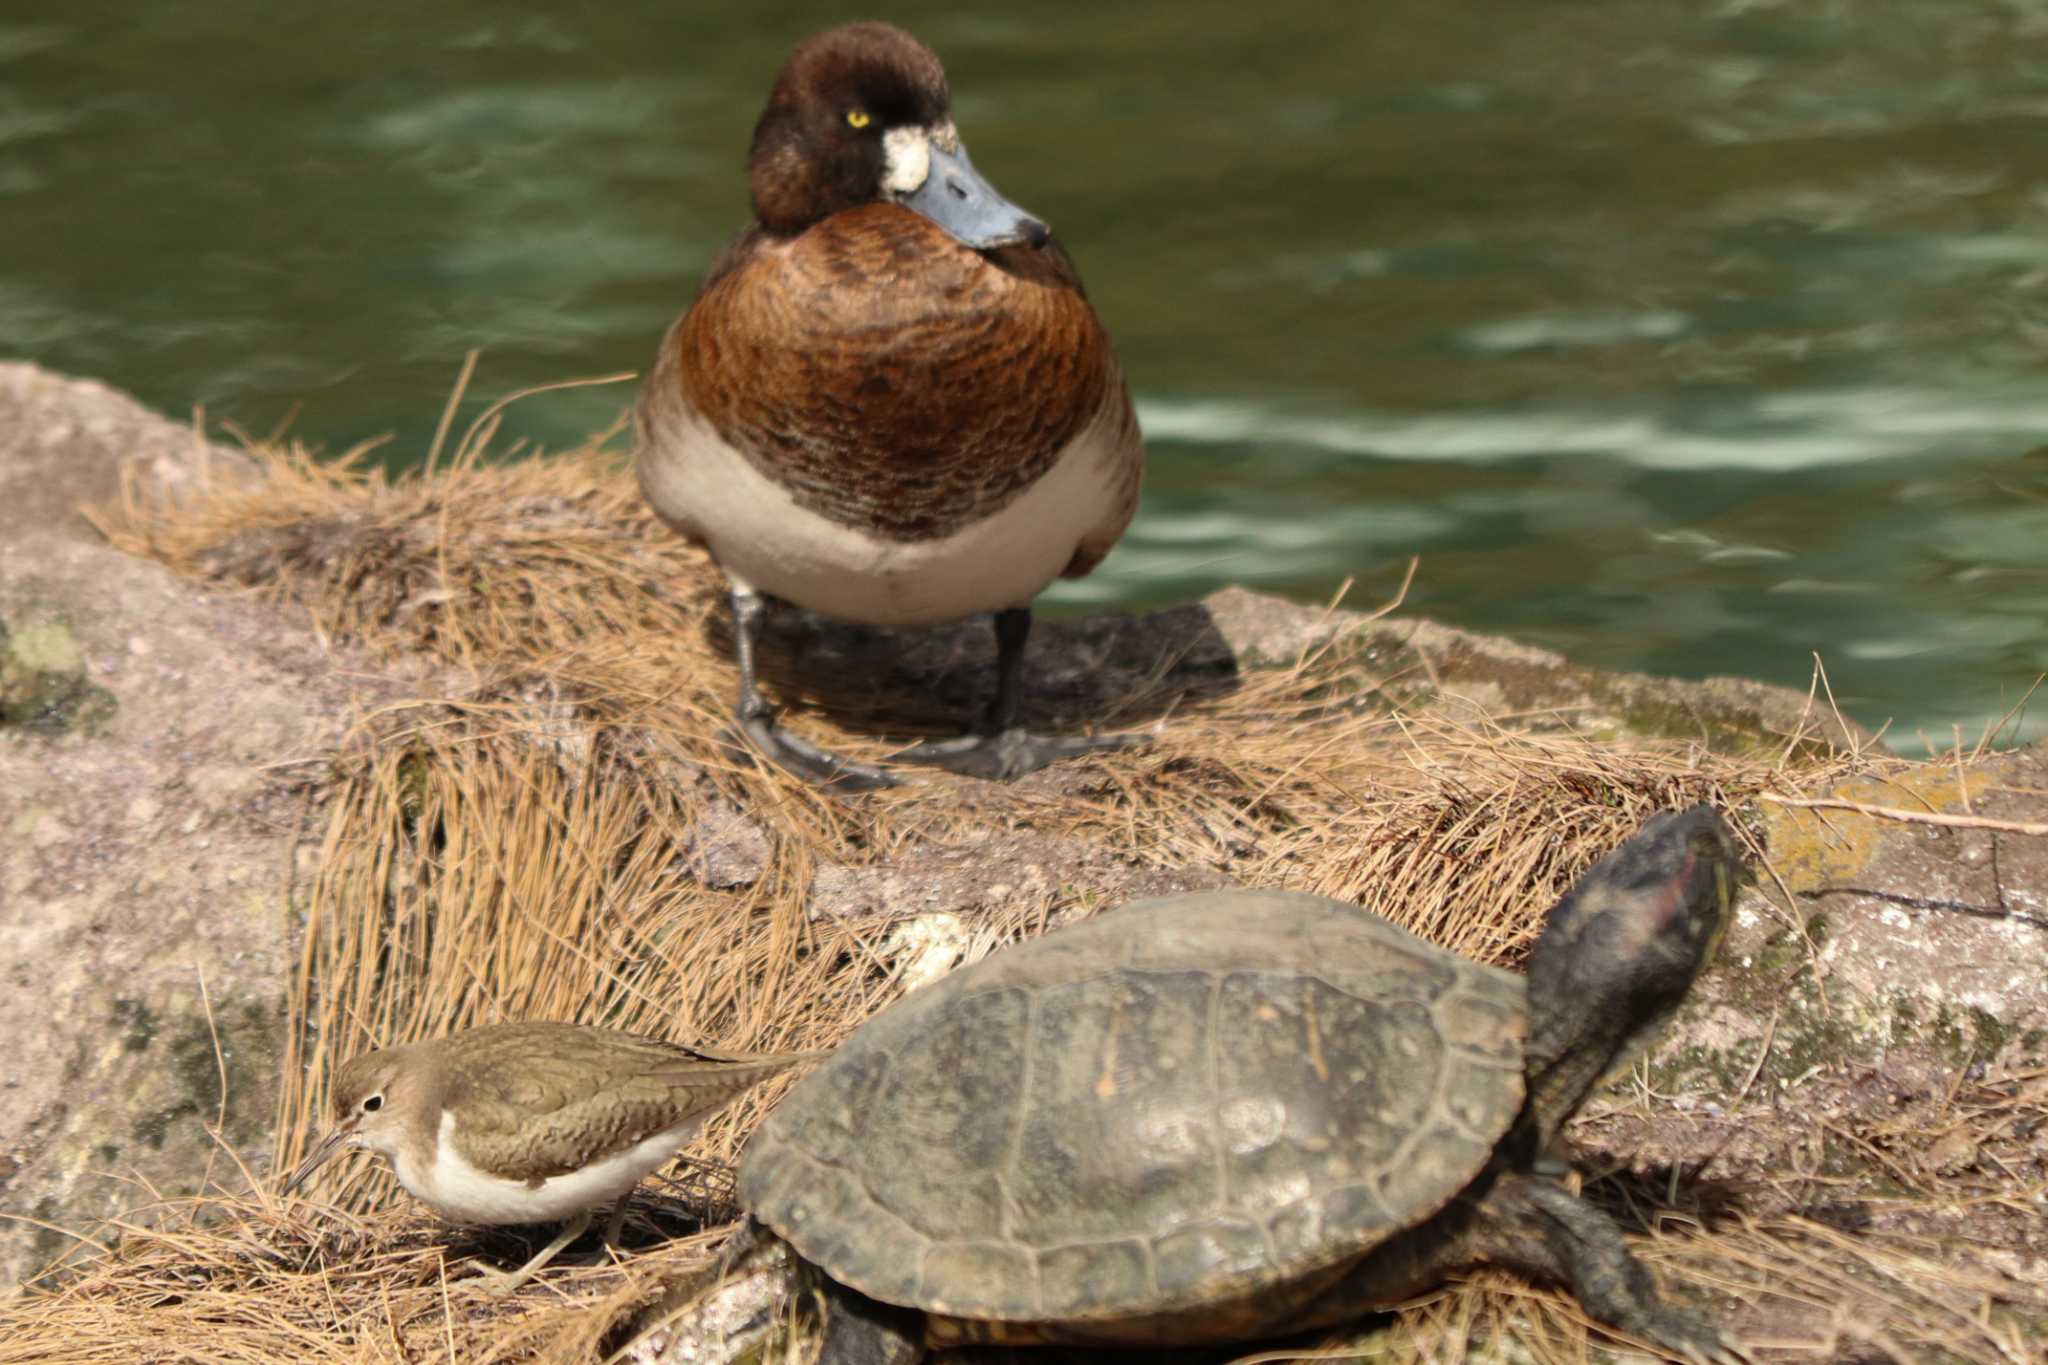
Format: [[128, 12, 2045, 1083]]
[[7, 0, 2047, 743]]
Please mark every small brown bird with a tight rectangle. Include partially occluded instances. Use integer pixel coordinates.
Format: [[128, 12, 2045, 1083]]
[[284, 1021, 814, 1294]]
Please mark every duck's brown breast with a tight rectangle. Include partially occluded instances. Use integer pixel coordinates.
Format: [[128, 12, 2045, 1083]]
[[665, 203, 1126, 544]]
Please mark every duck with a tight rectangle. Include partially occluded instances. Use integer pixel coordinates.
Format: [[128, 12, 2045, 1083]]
[[634, 22, 1144, 789]]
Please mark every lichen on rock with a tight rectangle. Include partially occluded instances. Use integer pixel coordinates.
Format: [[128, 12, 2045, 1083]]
[[0, 617, 114, 733]]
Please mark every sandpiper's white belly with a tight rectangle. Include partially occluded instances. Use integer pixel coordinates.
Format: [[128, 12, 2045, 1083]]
[[637, 400, 1128, 629], [397, 1111, 704, 1226]]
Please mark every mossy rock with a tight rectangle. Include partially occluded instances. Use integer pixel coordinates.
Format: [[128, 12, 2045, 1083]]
[[0, 617, 116, 733]]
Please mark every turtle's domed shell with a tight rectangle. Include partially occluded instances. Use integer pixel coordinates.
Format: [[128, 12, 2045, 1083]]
[[738, 890, 1527, 1324]]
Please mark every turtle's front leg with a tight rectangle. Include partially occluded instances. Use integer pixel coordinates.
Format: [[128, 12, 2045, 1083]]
[[814, 1279, 926, 1365], [1295, 1171, 1745, 1364], [1476, 1174, 1748, 1365]]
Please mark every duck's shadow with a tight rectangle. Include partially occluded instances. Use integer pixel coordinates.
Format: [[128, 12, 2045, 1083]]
[[942, 1346, 1251, 1364], [702, 598, 1246, 741]]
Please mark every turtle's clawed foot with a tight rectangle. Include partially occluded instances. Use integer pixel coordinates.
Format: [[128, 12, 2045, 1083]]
[[893, 727, 1146, 781], [728, 713, 900, 792], [1637, 1311, 1752, 1365], [1687, 1329, 1759, 1365]]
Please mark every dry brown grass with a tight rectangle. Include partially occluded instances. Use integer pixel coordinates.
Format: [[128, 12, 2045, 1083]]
[[9, 414, 2039, 1362]]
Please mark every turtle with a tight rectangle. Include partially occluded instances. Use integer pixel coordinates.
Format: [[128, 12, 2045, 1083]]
[[731, 805, 1746, 1363]]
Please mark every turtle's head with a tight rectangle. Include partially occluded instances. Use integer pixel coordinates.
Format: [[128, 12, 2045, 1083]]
[[1521, 806, 1741, 1155]]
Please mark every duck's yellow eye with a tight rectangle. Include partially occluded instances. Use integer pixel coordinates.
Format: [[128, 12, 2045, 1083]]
[[846, 109, 871, 129]]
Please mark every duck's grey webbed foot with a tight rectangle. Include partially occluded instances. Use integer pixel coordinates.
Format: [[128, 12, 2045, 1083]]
[[732, 712, 900, 791], [814, 1279, 925, 1365], [894, 607, 1145, 781], [726, 588, 899, 792], [1487, 1174, 1748, 1365]]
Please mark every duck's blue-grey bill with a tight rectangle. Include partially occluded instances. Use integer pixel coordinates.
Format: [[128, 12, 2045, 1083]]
[[899, 141, 1049, 250]]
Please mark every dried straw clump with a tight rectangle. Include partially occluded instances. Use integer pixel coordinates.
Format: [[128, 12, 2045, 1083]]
[[13, 411, 2030, 1362], [0, 1189, 726, 1365]]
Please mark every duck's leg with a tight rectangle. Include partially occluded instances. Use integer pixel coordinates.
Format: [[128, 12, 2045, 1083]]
[[896, 608, 1144, 780], [727, 587, 899, 791]]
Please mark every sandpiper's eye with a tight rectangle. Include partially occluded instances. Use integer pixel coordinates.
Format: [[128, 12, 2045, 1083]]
[[846, 109, 871, 129], [362, 1093, 384, 1113]]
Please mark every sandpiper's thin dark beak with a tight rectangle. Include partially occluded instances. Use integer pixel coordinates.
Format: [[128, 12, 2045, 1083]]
[[898, 139, 1049, 250], [282, 1128, 350, 1195]]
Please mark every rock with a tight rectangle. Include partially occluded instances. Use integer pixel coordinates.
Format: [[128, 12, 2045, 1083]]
[[3, 362, 2035, 1351], [1658, 749, 2048, 1094], [0, 363, 410, 1293], [771, 583, 1877, 927], [1574, 744, 2048, 1263], [879, 913, 971, 992], [0, 363, 256, 531], [624, 1234, 803, 1365], [1020, 583, 1884, 755], [1755, 752, 2044, 1060], [808, 832, 1065, 922], [682, 799, 772, 891], [0, 618, 113, 732], [803, 824, 1233, 928], [1351, 614, 1883, 755], [754, 578, 1874, 760]]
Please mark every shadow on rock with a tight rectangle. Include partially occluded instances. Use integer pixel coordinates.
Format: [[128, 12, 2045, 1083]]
[[701, 595, 1246, 740]]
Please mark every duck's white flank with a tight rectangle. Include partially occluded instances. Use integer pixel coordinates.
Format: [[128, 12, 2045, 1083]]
[[637, 394, 1132, 629], [391, 1111, 706, 1226]]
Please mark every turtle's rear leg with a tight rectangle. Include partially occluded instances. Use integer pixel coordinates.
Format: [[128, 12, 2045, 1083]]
[[813, 1279, 925, 1365], [1475, 1174, 1746, 1365]]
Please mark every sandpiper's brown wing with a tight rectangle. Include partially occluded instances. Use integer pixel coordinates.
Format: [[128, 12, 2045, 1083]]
[[441, 1022, 812, 1184]]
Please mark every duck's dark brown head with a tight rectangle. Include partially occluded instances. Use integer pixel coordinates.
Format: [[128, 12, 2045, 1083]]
[[748, 22, 1048, 250]]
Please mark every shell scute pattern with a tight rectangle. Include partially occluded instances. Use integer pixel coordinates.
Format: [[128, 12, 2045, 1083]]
[[866, 986, 1029, 1241], [1154, 1218, 1273, 1297], [763, 1039, 885, 1170], [741, 891, 1529, 1322], [1009, 969, 1218, 1249], [1267, 1197, 1328, 1266], [1037, 1238, 1150, 1316]]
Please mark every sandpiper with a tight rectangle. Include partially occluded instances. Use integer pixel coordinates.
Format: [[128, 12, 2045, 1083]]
[[284, 1021, 813, 1294], [635, 22, 1145, 789]]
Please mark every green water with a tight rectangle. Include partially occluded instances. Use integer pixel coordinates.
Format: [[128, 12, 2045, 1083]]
[[6, 1, 2047, 745]]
